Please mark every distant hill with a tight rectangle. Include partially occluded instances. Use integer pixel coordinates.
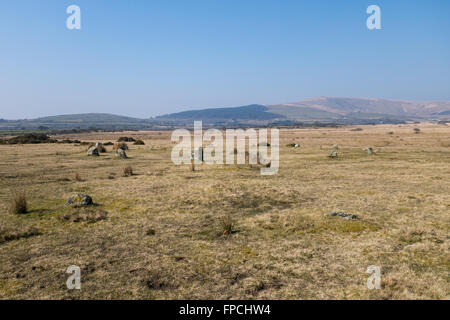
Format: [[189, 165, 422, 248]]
[[1, 97, 449, 131], [156, 97, 450, 125], [273, 97, 450, 118], [0, 113, 151, 131]]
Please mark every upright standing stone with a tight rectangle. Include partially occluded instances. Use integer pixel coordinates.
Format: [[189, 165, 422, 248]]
[[329, 144, 338, 158], [192, 147, 203, 162], [87, 146, 99, 156]]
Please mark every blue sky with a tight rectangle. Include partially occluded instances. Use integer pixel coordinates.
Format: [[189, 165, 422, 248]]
[[0, 0, 449, 119]]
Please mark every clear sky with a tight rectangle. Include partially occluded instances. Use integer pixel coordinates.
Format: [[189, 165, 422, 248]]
[[0, 0, 449, 119]]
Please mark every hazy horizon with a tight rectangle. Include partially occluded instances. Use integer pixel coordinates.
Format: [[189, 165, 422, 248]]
[[1, 0, 449, 119]]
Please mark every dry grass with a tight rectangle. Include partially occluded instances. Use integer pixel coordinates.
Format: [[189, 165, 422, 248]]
[[0, 123, 449, 299]]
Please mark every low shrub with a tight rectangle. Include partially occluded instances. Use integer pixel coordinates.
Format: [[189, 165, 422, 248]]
[[133, 139, 145, 145]]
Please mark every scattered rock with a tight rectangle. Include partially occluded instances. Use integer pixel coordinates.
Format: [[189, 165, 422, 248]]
[[328, 211, 358, 220], [66, 193, 93, 207], [115, 148, 128, 158]]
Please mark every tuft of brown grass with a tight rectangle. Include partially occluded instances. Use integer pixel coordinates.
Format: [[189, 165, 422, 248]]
[[123, 165, 133, 177], [219, 213, 235, 236], [9, 190, 27, 214], [190, 162, 195, 172], [74, 172, 82, 181]]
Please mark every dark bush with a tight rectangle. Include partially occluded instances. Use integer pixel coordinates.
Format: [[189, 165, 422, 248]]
[[7, 133, 57, 144], [133, 139, 145, 145], [117, 137, 135, 142]]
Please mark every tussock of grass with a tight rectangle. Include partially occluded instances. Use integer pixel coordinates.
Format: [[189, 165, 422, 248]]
[[123, 166, 133, 177], [219, 213, 235, 236], [74, 172, 82, 181], [9, 191, 27, 214]]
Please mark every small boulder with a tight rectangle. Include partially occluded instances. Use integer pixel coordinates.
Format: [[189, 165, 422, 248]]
[[66, 193, 93, 207], [87, 146, 99, 156], [329, 144, 339, 158], [364, 146, 377, 155], [328, 211, 357, 220], [115, 148, 128, 158]]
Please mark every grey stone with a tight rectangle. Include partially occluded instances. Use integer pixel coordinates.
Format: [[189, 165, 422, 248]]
[[87, 146, 99, 156], [115, 148, 128, 158], [192, 147, 203, 162], [66, 193, 93, 207], [328, 211, 358, 220], [329, 144, 339, 158], [365, 146, 374, 155], [116, 149, 128, 159]]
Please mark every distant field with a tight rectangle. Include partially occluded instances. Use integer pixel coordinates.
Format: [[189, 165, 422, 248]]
[[0, 123, 449, 299]]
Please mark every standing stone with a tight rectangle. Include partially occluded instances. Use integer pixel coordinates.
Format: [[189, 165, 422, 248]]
[[87, 146, 99, 156], [115, 148, 128, 158], [192, 147, 203, 162], [365, 146, 374, 155], [329, 144, 338, 158]]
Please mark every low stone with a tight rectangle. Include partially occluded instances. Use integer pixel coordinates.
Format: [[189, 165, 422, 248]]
[[329, 150, 338, 158], [328, 211, 357, 220], [66, 193, 93, 207], [364, 146, 375, 155]]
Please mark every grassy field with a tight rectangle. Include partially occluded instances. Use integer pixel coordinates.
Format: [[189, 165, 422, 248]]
[[0, 123, 449, 299]]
